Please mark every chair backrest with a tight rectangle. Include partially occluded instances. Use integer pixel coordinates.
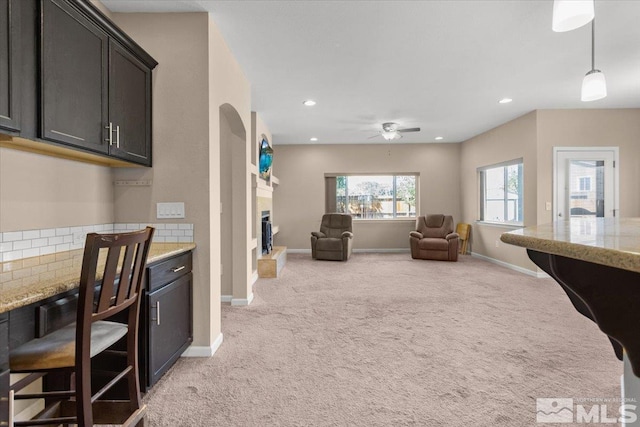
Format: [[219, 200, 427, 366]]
[[77, 227, 154, 328], [416, 214, 454, 238], [320, 214, 353, 238]]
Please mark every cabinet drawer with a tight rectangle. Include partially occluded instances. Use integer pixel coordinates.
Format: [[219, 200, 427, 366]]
[[37, 293, 78, 338], [147, 252, 192, 292]]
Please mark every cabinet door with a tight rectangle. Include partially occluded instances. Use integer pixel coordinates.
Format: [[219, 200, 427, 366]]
[[148, 273, 192, 387], [108, 40, 151, 166], [0, 314, 8, 425], [0, 0, 20, 132], [40, 0, 108, 152]]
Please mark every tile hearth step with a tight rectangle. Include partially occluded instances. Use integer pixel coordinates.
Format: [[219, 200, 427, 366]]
[[258, 246, 287, 278]]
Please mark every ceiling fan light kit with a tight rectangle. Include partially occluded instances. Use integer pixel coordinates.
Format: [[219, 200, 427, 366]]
[[373, 122, 421, 141], [381, 131, 401, 141], [552, 0, 594, 32]]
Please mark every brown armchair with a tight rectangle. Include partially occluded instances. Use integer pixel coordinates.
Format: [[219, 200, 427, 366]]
[[311, 214, 353, 261], [409, 214, 459, 261]]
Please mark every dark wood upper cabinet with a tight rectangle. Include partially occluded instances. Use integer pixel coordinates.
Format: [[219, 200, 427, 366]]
[[0, 0, 21, 132], [36, 0, 156, 165], [108, 40, 152, 165], [41, 0, 108, 153]]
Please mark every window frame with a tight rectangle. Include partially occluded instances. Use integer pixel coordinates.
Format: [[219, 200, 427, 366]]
[[477, 159, 524, 226], [326, 173, 419, 221]]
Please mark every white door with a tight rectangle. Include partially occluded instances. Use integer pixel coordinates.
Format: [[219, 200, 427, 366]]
[[553, 147, 619, 220]]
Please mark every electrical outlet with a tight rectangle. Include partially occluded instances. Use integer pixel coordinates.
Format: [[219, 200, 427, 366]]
[[545, 202, 552, 211], [495, 240, 500, 248]]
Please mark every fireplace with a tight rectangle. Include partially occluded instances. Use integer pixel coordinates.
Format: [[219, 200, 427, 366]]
[[261, 211, 273, 254]]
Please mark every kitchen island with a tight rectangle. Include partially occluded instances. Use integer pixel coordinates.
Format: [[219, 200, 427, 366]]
[[0, 242, 196, 423], [502, 218, 640, 425]]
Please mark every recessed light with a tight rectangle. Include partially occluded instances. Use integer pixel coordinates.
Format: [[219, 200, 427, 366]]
[[435, 136, 444, 141], [303, 100, 317, 106], [499, 98, 513, 104], [310, 137, 318, 142]]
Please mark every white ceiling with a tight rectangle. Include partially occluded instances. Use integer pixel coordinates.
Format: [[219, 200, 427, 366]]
[[102, 1, 640, 145]]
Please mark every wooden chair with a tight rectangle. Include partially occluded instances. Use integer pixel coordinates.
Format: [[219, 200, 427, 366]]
[[456, 223, 471, 255], [9, 227, 154, 426]]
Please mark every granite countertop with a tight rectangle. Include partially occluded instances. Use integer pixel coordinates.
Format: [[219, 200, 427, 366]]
[[0, 242, 196, 314], [501, 217, 640, 273]]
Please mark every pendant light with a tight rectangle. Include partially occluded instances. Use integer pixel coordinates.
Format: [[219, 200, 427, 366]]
[[581, 19, 607, 102], [552, 0, 594, 32]]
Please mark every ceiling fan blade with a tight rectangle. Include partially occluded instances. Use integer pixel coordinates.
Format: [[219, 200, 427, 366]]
[[367, 134, 382, 139], [397, 127, 421, 133]]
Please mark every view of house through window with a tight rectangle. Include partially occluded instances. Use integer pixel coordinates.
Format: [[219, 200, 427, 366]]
[[479, 160, 523, 225], [333, 175, 417, 219]]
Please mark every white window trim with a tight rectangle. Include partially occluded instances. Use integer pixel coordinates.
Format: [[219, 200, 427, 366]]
[[478, 158, 524, 226]]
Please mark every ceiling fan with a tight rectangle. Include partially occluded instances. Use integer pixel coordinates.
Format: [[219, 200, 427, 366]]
[[369, 122, 421, 141]]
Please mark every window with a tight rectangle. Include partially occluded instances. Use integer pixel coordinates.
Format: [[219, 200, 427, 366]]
[[327, 174, 418, 219], [478, 159, 523, 225], [578, 176, 591, 191]]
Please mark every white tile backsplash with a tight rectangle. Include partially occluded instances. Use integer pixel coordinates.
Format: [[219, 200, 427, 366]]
[[0, 222, 193, 262], [23, 230, 40, 240]]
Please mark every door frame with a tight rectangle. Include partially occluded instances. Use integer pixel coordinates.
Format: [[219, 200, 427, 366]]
[[553, 147, 620, 220]]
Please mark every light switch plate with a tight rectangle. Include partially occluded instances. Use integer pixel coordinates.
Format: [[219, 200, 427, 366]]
[[157, 202, 185, 219]]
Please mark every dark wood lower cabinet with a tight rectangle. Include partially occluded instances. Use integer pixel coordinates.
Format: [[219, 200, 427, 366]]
[[146, 273, 193, 388], [1, 313, 9, 426], [141, 252, 193, 390]]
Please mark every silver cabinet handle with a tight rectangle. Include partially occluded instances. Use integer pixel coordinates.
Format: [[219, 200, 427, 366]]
[[171, 266, 186, 273], [152, 302, 161, 326], [105, 122, 113, 144], [115, 125, 120, 148]]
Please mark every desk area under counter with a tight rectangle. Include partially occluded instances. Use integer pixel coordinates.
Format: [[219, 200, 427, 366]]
[[0, 242, 196, 423]]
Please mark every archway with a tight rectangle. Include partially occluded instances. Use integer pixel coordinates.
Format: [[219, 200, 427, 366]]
[[219, 103, 250, 305]]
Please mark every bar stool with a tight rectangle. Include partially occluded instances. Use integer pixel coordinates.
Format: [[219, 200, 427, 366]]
[[9, 227, 154, 426]]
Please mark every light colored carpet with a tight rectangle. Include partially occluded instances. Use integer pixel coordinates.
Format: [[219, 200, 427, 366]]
[[143, 253, 621, 426]]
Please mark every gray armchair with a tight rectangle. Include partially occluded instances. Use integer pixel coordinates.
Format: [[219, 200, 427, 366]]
[[409, 214, 459, 261], [311, 214, 353, 261]]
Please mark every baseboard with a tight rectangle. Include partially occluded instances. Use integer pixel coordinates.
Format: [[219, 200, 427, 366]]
[[251, 270, 259, 285], [353, 248, 410, 253], [221, 295, 232, 303], [231, 292, 254, 306], [181, 333, 224, 358], [470, 252, 548, 278], [287, 248, 410, 254]]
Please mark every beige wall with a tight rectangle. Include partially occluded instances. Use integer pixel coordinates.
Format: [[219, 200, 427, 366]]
[[460, 111, 538, 271], [209, 18, 253, 303], [0, 148, 114, 231], [459, 109, 640, 274], [536, 109, 640, 223], [112, 10, 255, 341], [273, 143, 461, 250], [110, 12, 216, 347]]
